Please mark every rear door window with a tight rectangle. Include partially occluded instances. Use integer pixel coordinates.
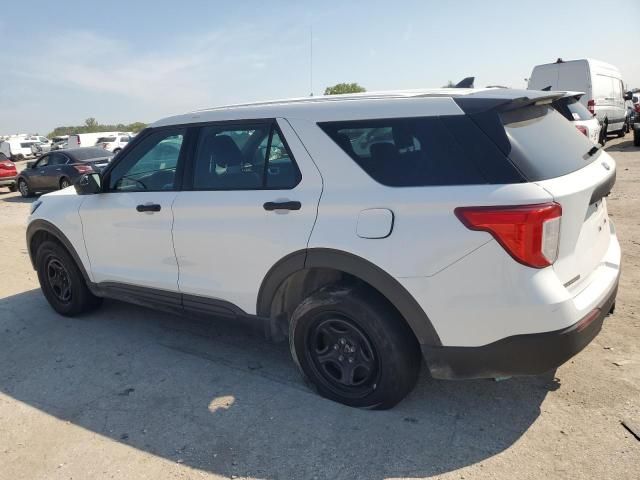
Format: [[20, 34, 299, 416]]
[[552, 97, 593, 121]]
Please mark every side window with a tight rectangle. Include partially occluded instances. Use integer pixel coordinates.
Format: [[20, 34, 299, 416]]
[[36, 155, 49, 167], [192, 123, 301, 190], [193, 124, 269, 190], [319, 117, 493, 187], [265, 128, 301, 189], [108, 129, 185, 192], [49, 153, 67, 165]]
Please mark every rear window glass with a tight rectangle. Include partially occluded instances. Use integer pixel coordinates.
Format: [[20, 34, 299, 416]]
[[69, 148, 109, 161], [552, 97, 593, 121], [500, 105, 599, 181], [96, 137, 116, 143], [318, 116, 521, 187], [20, 142, 36, 148]]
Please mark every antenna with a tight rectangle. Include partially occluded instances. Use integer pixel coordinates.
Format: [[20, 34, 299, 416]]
[[309, 26, 313, 97]]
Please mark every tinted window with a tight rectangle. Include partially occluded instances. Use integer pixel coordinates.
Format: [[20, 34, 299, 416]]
[[109, 130, 184, 191], [192, 124, 300, 190], [500, 105, 598, 181], [96, 137, 116, 143], [0, 152, 8, 161], [48, 153, 68, 165], [20, 142, 36, 148], [319, 116, 499, 186], [68, 148, 110, 161], [35, 155, 49, 167], [119, 137, 130, 143], [552, 97, 593, 121]]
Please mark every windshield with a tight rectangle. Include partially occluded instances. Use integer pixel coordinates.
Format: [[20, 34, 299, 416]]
[[500, 105, 599, 181]]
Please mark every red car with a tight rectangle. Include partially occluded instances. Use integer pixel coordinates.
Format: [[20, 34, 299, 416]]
[[0, 153, 18, 192]]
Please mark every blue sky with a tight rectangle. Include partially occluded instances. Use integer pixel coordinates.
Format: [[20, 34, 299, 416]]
[[1, 0, 639, 135]]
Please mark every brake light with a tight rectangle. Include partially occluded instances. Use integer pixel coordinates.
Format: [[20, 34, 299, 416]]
[[575, 125, 588, 136], [73, 165, 93, 173], [455, 202, 562, 268], [587, 99, 595, 115]]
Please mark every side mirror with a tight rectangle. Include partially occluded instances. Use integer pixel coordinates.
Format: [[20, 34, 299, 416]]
[[74, 172, 102, 195], [624, 91, 633, 101]]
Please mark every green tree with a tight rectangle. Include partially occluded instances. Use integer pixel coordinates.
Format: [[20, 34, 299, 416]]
[[47, 120, 148, 138], [84, 117, 99, 132], [324, 82, 366, 95]]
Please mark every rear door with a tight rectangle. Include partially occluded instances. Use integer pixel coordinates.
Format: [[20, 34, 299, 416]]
[[171, 119, 322, 314], [499, 104, 614, 288]]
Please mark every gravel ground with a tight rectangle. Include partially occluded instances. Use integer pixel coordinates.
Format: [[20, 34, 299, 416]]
[[0, 136, 638, 480]]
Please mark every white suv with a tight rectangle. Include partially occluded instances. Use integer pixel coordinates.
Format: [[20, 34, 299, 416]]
[[95, 134, 131, 154], [26, 89, 621, 409]]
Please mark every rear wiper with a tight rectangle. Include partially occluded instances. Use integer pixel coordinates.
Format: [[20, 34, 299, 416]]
[[583, 146, 600, 159]]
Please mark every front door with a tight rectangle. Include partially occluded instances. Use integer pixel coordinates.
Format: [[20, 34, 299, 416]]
[[171, 119, 322, 314], [79, 128, 186, 292]]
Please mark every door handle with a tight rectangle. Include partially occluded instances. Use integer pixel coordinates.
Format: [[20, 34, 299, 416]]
[[136, 203, 161, 212], [263, 201, 301, 211]]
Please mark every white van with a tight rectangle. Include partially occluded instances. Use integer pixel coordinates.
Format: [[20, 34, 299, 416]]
[[528, 58, 632, 140], [67, 132, 124, 149], [0, 138, 39, 160]]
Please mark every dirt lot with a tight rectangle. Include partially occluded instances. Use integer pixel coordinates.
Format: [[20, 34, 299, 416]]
[[0, 136, 638, 480]]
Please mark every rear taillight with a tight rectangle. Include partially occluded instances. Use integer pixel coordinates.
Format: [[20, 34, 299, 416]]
[[575, 125, 588, 136], [635, 104, 640, 114], [587, 99, 595, 115], [455, 202, 562, 268], [73, 165, 93, 173], [0, 160, 15, 169]]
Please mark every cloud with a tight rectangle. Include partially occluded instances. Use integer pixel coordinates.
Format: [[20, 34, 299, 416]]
[[11, 25, 302, 113]]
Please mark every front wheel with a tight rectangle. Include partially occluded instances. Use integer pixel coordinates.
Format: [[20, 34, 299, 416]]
[[8, 184, 17, 192], [36, 240, 102, 316], [289, 284, 421, 409], [617, 126, 626, 138], [59, 177, 71, 189]]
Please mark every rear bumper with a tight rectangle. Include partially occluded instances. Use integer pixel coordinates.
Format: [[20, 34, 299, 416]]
[[0, 176, 16, 186], [423, 278, 618, 379]]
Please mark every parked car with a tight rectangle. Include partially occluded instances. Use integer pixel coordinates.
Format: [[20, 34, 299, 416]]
[[528, 58, 632, 142], [16, 147, 112, 197], [26, 89, 620, 409], [551, 92, 602, 144], [0, 138, 39, 161], [95, 134, 131, 154], [67, 132, 129, 149], [0, 153, 17, 192]]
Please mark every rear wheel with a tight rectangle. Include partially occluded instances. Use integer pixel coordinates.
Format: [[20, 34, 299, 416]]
[[59, 177, 71, 189], [8, 184, 17, 192], [35, 240, 102, 316], [113, 148, 121, 155], [617, 125, 626, 138], [289, 284, 421, 409], [600, 122, 608, 145], [18, 178, 33, 197], [634, 127, 640, 147]]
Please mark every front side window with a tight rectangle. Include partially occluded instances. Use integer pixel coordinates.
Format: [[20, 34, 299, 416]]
[[192, 123, 300, 190], [35, 155, 49, 167], [108, 129, 184, 191]]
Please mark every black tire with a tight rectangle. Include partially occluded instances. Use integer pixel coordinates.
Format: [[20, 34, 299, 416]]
[[35, 240, 102, 316], [289, 284, 421, 409], [113, 148, 121, 155], [634, 128, 640, 147], [617, 126, 626, 138], [17, 178, 33, 197], [59, 177, 71, 189], [600, 122, 608, 146], [8, 184, 17, 192]]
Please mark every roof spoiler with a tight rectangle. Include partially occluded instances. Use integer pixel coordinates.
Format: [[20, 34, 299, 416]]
[[455, 77, 475, 88], [454, 92, 565, 114]]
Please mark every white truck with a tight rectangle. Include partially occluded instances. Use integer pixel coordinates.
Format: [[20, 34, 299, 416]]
[[528, 58, 633, 142]]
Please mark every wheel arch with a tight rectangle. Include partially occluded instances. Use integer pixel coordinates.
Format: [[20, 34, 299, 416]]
[[257, 248, 442, 347], [26, 219, 92, 285]]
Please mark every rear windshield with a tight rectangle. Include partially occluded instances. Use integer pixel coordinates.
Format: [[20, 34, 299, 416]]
[[499, 105, 599, 181], [69, 148, 109, 161], [552, 97, 593, 121], [318, 116, 522, 186]]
